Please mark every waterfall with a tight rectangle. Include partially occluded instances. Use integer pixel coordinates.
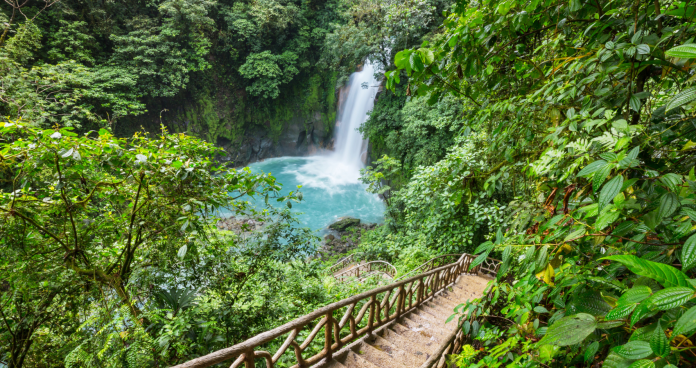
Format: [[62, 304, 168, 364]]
[[333, 62, 379, 168], [241, 61, 385, 230]]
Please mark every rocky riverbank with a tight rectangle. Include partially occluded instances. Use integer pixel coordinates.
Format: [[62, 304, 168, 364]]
[[317, 217, 377, 258]]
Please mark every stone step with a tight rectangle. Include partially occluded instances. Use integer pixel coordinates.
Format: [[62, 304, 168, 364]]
[[365, 334, 425, 366], [390, 323, 441, 353], [351, 342, 402, 368], [379, 327, 434, 359], [342, 350, 381, 368], [325, 359, 349, 368], [402, 313, 451, 336]]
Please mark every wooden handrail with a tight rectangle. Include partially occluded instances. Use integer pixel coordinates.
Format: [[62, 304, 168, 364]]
[[333, 260, 397, 281], [171, 253, 485, 368], [394, 254, 463, 281], [328, 253, 365, 274]]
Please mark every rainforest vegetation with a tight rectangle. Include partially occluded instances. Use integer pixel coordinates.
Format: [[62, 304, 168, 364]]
[[2, 0, 696, 367]]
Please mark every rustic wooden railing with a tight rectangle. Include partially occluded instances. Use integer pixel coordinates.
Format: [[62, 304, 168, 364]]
[[395, 254, 463, 281], [328, 253, 364, 274], [171, 254, 481, 368], [333, 260, 397, 281], [480, 257, 501, 276]]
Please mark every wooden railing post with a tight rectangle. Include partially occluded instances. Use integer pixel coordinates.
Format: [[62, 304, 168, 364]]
[[367, 295, 376, 336], [243, 351, 255, 368], [417, 277, 423, 303], [325, 312, 333, 361], [396, 285, 405, 319]]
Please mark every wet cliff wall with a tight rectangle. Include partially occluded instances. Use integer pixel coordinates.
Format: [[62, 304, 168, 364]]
[[115, 68, 340, 167]]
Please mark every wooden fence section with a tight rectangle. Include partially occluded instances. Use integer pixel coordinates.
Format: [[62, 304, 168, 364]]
[[171, 254, 480, 368], [333, 261, 397, 281]]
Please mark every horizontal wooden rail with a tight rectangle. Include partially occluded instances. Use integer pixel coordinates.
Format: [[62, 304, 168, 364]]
[[171, 254, 481, 368], [333, 260, 397, 281], [328, 253, 364, 274], [395, 254, 463, 281]]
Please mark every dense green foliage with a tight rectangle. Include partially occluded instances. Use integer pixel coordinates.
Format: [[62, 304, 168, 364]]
[[0, 121, 392, 367], [0, 0, 348, 145], [357, 0, 696, 366]]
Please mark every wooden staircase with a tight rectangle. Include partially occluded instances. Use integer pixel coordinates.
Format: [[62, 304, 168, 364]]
[[171, 254, 498, 368], [320, 274, 490, 368]]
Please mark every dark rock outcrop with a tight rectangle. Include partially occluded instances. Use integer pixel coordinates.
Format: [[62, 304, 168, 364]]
[[328, 217, 361, 232]]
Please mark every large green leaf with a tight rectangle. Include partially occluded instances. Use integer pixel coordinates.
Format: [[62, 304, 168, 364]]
[[645, 287, 695, 311], [593, 163, 613, 192], [659, 173, 682, 192], [409, 52, 424, 72], [628, 360, 655, 368], [602, 352, 633, 368], [605, 303, 637, 320], [596, 211, 620, 231], [567, 290, 612, 316], [617, 286, 652, 305], [672, 305, 696, 339], [537, 313, 596, 346], [630, 303, 654, 327], [600, 175, 624, 210], [612, 341, 652, 359], [603, 255, 692, 289], [658, 192, 680, 219], [665, 86, 696, 112], [650, 322, 670, 357], [578, 160, 608, 177], [584, 341, 599, 362], [680, 234, 696, 272], [665, 43, 696, 59]]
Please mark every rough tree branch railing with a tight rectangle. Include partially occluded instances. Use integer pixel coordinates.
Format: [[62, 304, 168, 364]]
[[171, 253, 489, 368], [328, 253, 365, 274], [332, 261, 397, 282], [395, 254, 463, 281]]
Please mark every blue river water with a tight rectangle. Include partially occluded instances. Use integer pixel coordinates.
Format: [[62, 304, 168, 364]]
[[247, 155, 384, 233]]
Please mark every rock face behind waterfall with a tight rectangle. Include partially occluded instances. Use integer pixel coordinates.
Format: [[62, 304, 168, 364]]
[[216, 115, 335, 166]]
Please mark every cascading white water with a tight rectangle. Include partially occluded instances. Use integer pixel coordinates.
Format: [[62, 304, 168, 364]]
[[244, 61, 384, 231], [333, 62, 379, 167]]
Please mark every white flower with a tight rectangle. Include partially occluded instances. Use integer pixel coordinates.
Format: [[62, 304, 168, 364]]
[[50, 132, 62, 139]]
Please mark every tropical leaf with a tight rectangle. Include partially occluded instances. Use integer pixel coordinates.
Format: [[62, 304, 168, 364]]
[[602, 255, 692, 288], [658, 192, 680, 219], [537, 313, 596, 346], [593, 163, 613, 192], [617, 286, 652, 305], [600, 175, 624, 210], [644, 287, 695, 310], [665, 43, 696, 59], [567, 290, 612, 316], [665, 86, 696, 112], [659, 173, 682, 192], [602, 352, 633, 368], [605, 303, 637, 320], [672, 305, 696, 339], [680, 234, 696, 272], [584, 341, 599, 362], [612, 341, 652, 359], [650, 322, 670, 357], [628, 360, 655, 368], [578, 160, 608, 177]]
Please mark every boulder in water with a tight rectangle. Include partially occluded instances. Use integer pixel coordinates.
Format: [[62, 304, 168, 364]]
[[329, 217, 361, 231]]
